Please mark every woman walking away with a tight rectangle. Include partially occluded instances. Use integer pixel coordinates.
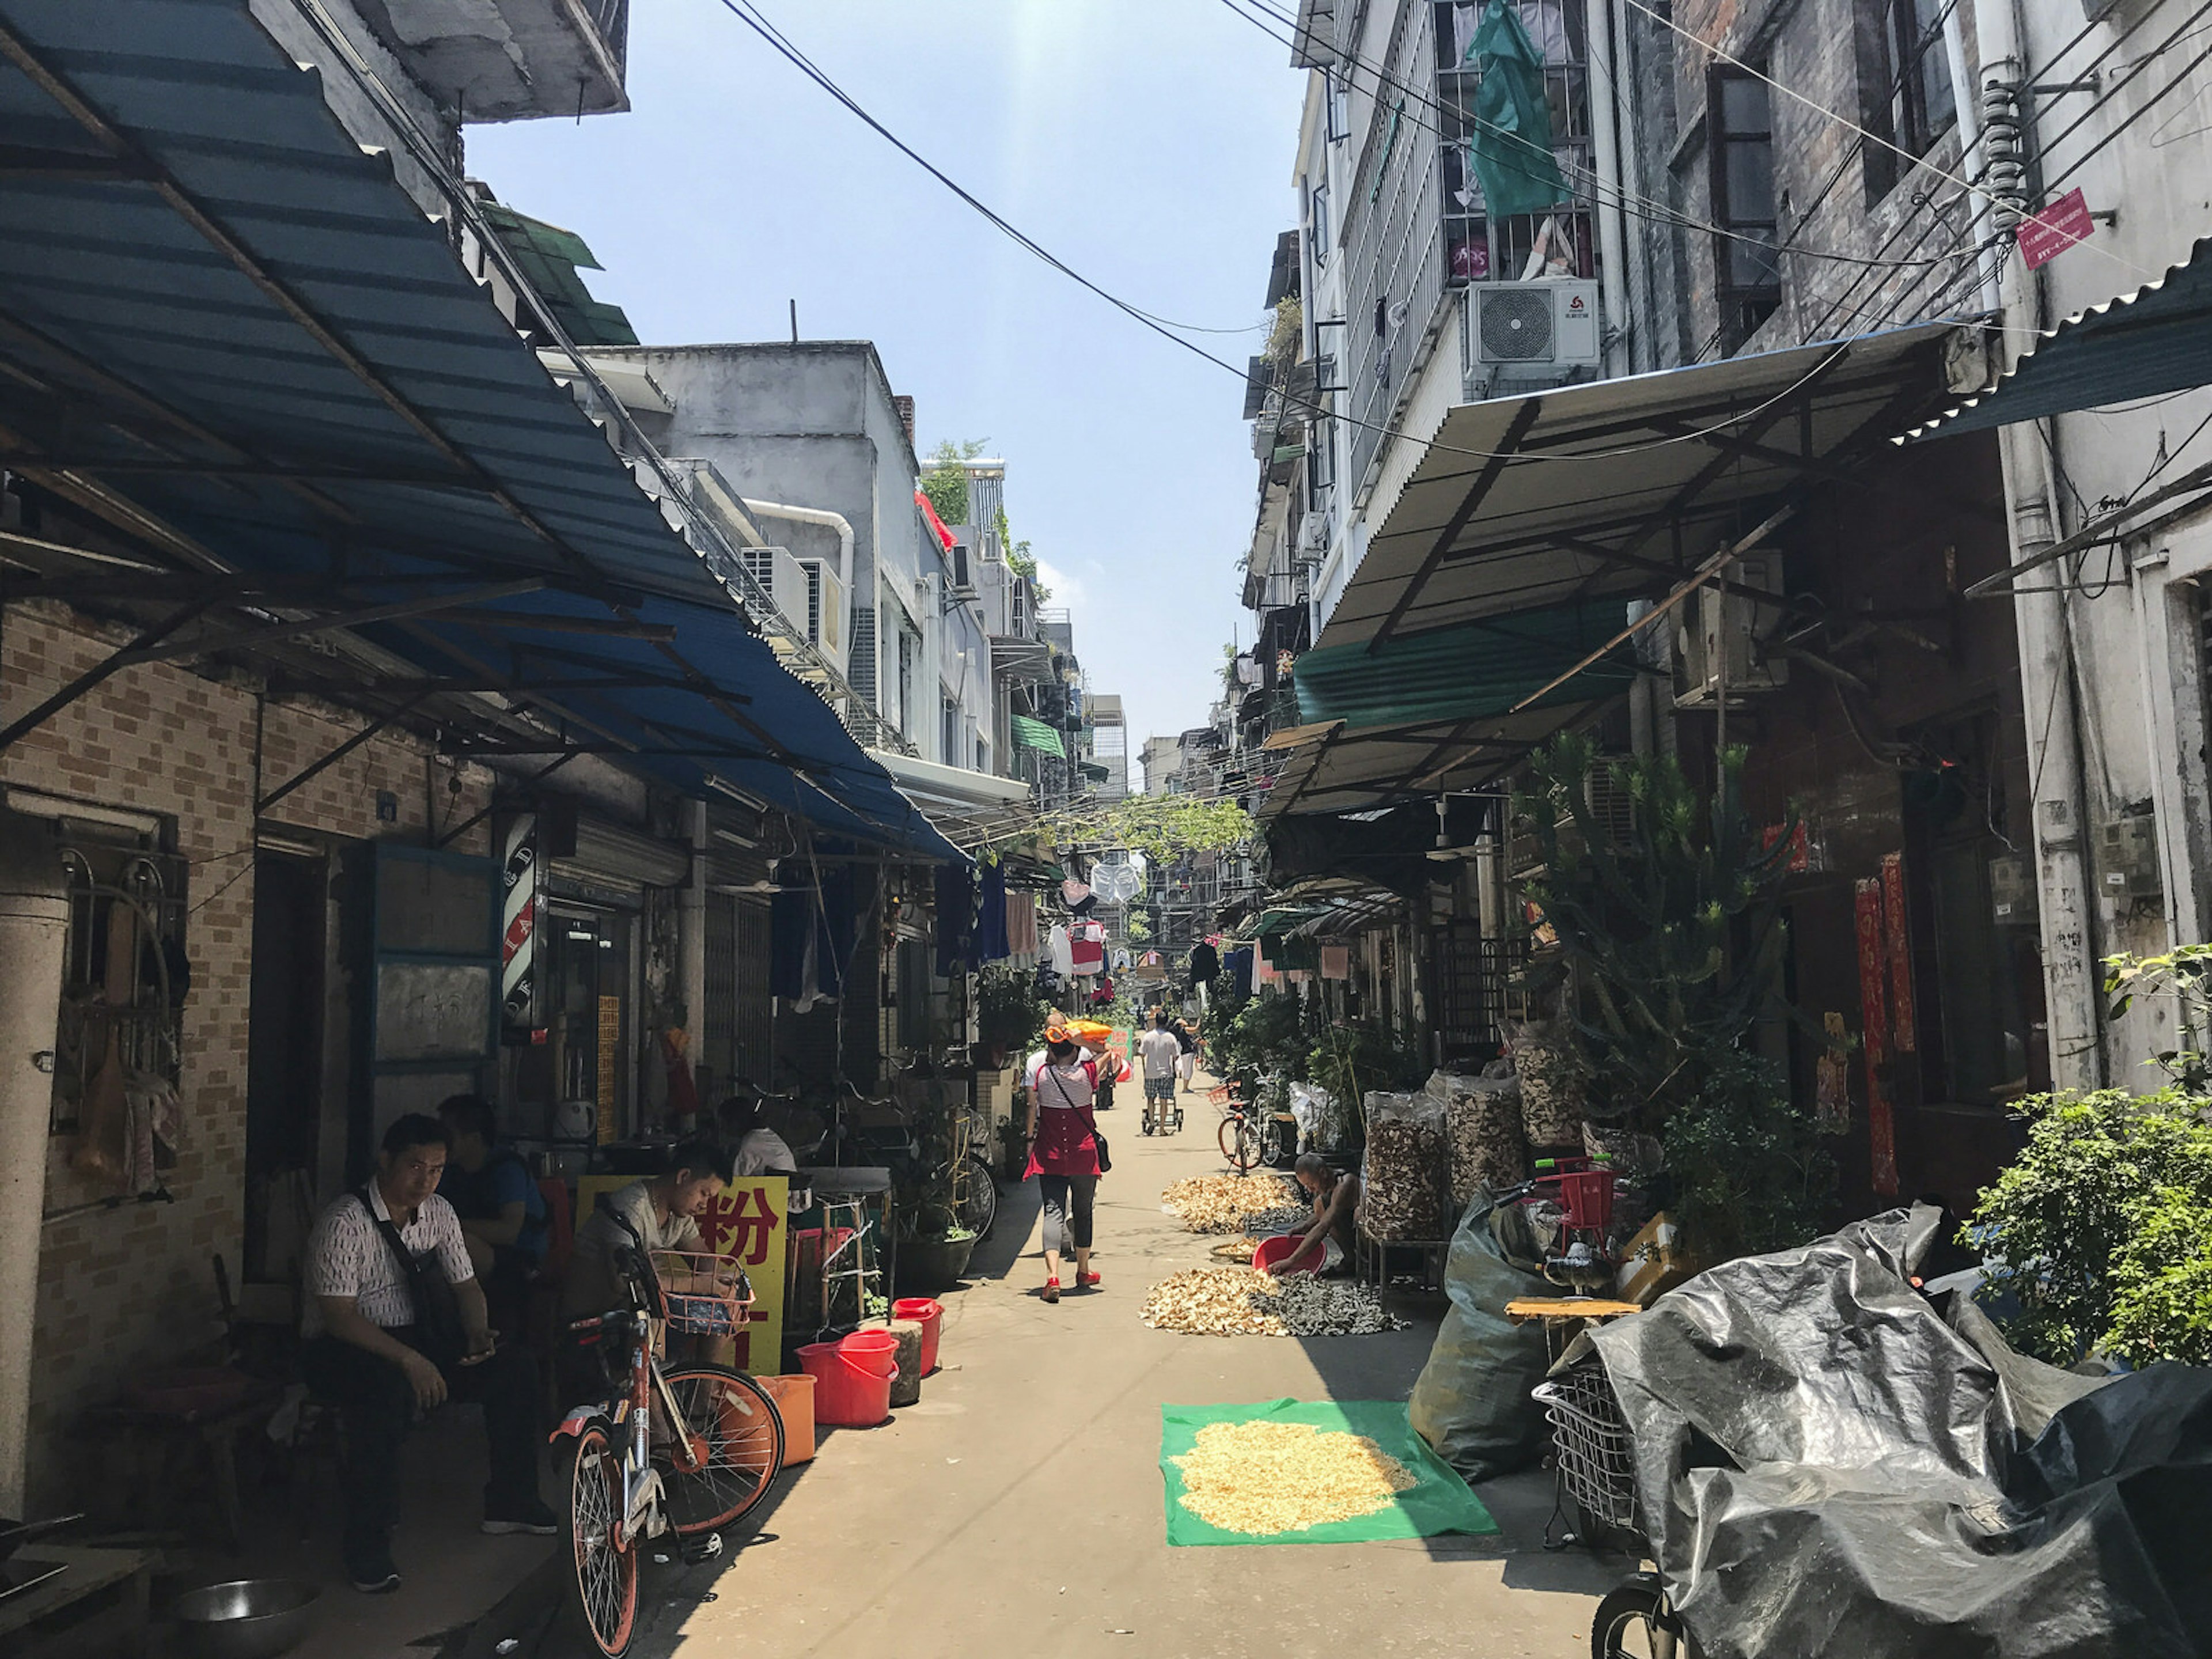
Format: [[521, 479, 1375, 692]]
[[1025, 1024, 1105, 1302]]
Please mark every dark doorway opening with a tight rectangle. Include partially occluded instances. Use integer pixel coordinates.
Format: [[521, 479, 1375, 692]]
[[245, 848, 326, 1282]]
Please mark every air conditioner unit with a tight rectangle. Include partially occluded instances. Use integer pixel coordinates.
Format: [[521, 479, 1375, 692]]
[[1462, 281, 1603, 388], [791, 555, 847, 674], [1675, 552, 1788, 707]]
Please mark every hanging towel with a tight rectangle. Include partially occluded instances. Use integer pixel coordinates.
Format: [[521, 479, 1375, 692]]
[[977, 862, 1011, 961], [1007, 892, 1039, 957], [1321, 945, 1352, 980], [1047, 923, 1075, 977]]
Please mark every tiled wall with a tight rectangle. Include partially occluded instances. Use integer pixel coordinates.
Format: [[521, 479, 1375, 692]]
[[2, 600, 490, 1505]]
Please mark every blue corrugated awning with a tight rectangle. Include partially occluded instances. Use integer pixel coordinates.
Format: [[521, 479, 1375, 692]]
[[0, 0, 956, 860], [1907, 238, 2212, 437]]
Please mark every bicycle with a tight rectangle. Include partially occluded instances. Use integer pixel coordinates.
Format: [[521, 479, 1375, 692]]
[[1532, 1359, 1697, 1659], [831, 1080, 998, 1243], [554, 1207, 787, 1657], [1213, 1085, 1270, 1173]]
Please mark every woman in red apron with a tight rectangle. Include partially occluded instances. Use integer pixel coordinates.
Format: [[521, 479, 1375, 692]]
[[1023, 1025, 1105, 1303]]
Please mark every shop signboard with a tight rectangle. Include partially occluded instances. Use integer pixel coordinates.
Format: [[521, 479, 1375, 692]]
[[2018, 187, 2094, 270], [575, 1173, 788, 1373]]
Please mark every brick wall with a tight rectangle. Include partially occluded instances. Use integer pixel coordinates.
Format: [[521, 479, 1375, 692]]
[[1, 600, 489, 1506]]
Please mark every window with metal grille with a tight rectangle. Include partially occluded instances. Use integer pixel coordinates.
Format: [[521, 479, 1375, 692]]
[[1709, 67, 1781, 354]]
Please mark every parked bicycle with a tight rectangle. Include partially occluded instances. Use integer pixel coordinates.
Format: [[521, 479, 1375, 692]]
[[1212, 1084, 1275, 1173], [555, 1206, 786, 1657], [1532, 1359, 1696, 1659], [828, 1078, 998, 1242]]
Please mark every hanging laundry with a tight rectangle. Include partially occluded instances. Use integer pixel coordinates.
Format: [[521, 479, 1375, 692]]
[[1069, 919, 1107, 977], [1007, 892, 1039, 957], [1189, 941, 1219, 983], [1047, 923, 1075, 978], [1320, 945, 1351, 980]]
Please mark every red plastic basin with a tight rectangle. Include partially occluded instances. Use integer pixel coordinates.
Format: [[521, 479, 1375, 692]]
[[1253, 1234, 1315, 1275], [836, 1330, 900, 1377]]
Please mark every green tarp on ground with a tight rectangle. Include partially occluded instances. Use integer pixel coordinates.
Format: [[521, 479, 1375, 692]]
[[1159, 1398, 1499, 1546]]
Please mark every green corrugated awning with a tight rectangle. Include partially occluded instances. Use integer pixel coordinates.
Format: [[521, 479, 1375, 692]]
[[1293, 600, 1638, 730], [1013, 715, 1066, 757]]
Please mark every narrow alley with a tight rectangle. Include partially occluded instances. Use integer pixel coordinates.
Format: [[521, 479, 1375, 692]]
[[627, 1084, 1608, 1659]]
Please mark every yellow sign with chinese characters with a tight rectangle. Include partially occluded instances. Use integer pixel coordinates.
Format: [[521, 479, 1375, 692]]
[[573, 1174, 788, 1373]]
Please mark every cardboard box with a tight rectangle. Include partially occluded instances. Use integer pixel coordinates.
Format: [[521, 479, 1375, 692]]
[[1616, 1211, 1697, 1305]]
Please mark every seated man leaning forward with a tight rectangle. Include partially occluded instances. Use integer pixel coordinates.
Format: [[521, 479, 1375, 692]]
[[302, 1113, 554, 1596], [562, 1138, 735, 1321], [1276, 1153, 1362, 1277]]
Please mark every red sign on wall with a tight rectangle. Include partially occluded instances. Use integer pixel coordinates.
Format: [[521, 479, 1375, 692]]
[[2018, 188, 2095, 270], [1882, 852, 1916, 1056]]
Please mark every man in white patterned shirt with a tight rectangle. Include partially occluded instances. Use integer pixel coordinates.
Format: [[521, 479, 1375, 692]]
[[301, 1113, 552, 1594]]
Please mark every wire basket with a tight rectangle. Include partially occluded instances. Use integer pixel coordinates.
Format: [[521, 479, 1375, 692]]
[[650, 1251, 755, 1336], [1532, 1362, 1640, 1536]]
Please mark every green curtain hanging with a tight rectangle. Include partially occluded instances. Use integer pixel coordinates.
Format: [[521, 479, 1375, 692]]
[[1465, 0, 1570, 220]]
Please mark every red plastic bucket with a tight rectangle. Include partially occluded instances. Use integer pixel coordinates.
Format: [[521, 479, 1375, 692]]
[[891, 1297, 943, 1374], [1253, 1234, 1315, 1275], [836, 1330, 900, 1377], [797, 1342, 895, 1427]]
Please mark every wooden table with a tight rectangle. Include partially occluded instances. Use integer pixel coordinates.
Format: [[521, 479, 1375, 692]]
[[0, 1546, 151, 1659]]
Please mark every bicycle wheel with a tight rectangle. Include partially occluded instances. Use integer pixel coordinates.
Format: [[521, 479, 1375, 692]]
[[958, 1152, 999, 1241], [1219, 1112, 1260, 1172], [564, 1425, 638, 1658], [1592, 1574, 1695, 1659], [654, 1363, 785, 1535]]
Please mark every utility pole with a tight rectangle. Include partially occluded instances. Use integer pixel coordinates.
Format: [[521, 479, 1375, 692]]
[[1974, 0, 2105, 1089]]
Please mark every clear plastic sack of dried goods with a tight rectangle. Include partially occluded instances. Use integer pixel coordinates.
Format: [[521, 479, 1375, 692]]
[[1407, 1195, 1553, 1480], [1429, 1069, 1528, 1214], [1508, 1018, 1586, 1147], [1358, 1090, 1445, 1240]]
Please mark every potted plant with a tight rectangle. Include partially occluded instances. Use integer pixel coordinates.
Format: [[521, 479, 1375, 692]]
[[893, 1078, 979, 1293], [977, 967, 1049, 1073]]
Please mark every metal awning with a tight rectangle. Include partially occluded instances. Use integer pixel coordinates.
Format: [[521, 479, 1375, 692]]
[[1294, 599, 1637, 730], [0, 0, 956, 860], [1012, 715, 1065, 757], [1323, 323, 1958, 652], [1257, 698, 1608, 817], [1908, 238, 2212, 438]]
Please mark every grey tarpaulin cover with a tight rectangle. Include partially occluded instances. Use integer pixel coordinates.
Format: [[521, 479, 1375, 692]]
[[1588, 1206, 2212, 1658]]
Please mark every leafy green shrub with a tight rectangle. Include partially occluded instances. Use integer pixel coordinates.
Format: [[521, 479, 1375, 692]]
[[976, 967, 1048, 1066], [1971, 1088, 2212, 1366], [1513, 735, 1798, 1123], [1660, 1050, 1836, 1262], [1207, 988, 1309, 1104]]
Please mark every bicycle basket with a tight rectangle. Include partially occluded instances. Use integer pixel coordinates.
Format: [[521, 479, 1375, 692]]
[[649, 1251, 756, 1336], [1532, 1362, 1639, 1535]]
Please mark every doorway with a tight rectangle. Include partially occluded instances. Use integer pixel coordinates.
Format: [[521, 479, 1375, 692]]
[[245, 848, 325, 1282]]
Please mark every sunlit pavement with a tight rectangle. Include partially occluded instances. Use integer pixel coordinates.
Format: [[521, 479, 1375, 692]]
[[619, 1077, 1613, 1658]]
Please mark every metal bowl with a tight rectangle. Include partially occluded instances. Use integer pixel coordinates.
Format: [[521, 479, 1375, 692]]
[[169, 1578, 320, 1659]]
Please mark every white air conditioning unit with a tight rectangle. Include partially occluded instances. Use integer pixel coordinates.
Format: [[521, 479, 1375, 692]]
[[1674, 552, 1788, 707], [791, 555, 847, 674], [1463, 281, 1603, 388]]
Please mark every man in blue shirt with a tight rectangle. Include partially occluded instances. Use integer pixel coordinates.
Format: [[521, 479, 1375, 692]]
[[437, 1094, 547, 1329]]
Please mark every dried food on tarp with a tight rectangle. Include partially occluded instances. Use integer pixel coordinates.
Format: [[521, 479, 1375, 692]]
[[1358, 1091, 1445, 1240], [1589, 1206, 2212, 1659], [1432, 1069, 1527, 1212]]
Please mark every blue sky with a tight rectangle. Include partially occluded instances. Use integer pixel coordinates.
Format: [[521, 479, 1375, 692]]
[[467, 1, 1308, 777]]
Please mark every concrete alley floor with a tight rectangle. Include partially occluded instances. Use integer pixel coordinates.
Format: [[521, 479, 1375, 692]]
[[615, 1086, 1618, 1659]]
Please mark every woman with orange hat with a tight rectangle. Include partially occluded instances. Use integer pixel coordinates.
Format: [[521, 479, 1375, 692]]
[[1022, 1022, 1107, 1303]]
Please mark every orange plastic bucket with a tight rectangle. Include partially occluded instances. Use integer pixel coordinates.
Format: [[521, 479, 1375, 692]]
[[756, 1373, 816, 1463], [891, 1297, 943, 1375], [836, 1330, 900, 1377], [797, 1342, 895, 1427]]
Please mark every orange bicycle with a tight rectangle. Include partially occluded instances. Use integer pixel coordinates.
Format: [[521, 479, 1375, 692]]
[[553, 1207, 785, 1656]]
